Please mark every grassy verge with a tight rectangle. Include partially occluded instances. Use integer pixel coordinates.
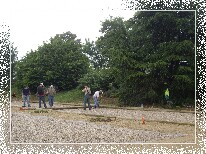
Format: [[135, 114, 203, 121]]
[[55, 89, 119, 106], [55, 88, 83, 104]]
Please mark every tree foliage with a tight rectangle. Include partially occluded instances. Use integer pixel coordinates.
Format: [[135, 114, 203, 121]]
[[78, 68, 115, 93], [13, 11, 195, 107], [96, 11, 195, 106], [81, 39, 108, 69], [15, 31, 89, 92]]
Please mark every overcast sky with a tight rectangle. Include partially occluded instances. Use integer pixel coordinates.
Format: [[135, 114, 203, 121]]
[[0, 0, 136, 59]]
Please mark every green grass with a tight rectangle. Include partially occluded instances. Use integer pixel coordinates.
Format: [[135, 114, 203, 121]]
[[11, 87, 84, 104], [55, 88, 83, 104], [34, 109, 49, 113]]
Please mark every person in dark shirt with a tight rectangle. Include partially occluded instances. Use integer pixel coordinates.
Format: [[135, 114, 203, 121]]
[[37, 83, 47, 108], [22, 86, 31, 107]]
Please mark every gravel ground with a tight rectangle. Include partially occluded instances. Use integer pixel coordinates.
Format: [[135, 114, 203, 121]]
[[11, 112, 186, 143], [59, 108, 195, 124], [11, 101, 195, 143]]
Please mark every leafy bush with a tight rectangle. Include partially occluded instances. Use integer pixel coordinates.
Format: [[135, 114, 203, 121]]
[[78, 68, 115, 94], [15, 31, 90, 92], [55, 88, 83, 103]]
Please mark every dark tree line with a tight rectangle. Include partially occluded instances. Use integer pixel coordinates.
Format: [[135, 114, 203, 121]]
[[82, 11, 195, 107]]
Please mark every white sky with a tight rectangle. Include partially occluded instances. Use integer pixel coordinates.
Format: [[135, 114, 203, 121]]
[[0, 0, 136, 59]]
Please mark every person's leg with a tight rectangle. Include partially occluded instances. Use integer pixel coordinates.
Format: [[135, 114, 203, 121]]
[[87, 94, 91, 110], [51, 96, 54, 107], [49, 96, 53, 107], [96, 99, 99, 108], [48, 95, 51, 107], [27, 95, 31, 107], [83, 95, 87, 110], [39, 96, 42, 108], [23, 95, 26, 107], [93, 96, 97, 108], [42, 96, 47, 108]]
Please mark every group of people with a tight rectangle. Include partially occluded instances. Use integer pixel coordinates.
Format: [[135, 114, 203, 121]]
[[82, 85, 103, 110], [22, 83, 170, 110], [22, 83, 56, 108], [22, 83, 102, 110], [37, 83, 56, 108]]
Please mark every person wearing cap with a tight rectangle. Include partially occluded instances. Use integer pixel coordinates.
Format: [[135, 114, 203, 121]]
[[37, 83, 47, 108], [93, 90, 103, 108], [82, 85, 91, 110], [47, 85, 56, 107]]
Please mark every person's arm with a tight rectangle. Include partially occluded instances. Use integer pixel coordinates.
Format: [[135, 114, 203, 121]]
[[45, 88, 48, 95], [82, 88, 86, 92], [96, 92, 100, 100]]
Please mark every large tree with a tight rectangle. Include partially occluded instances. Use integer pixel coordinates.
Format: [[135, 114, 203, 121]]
[[96, 17, 131, 87], [96, 11, 195, 106], [15, 31, 89, 92], [131, 11, 195, 106], [81, 39, 108, 69]]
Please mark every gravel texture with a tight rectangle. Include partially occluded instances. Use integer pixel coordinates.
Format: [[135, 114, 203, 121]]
[[59, 108, 195, 124], [11, 101, 195, 143], [11, 112, 186, 143]]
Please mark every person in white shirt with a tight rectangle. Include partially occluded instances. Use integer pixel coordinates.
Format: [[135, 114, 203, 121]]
[[93, 90, 103, 108]]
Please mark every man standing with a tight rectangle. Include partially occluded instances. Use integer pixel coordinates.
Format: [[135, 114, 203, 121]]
[[82, 85, 91, 110], [47, 85, 56, 108], [37, 83, 47, 108], [22, 86, 31, 107], [165, 88, 169, 101], [93, 90, 103, 108]]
